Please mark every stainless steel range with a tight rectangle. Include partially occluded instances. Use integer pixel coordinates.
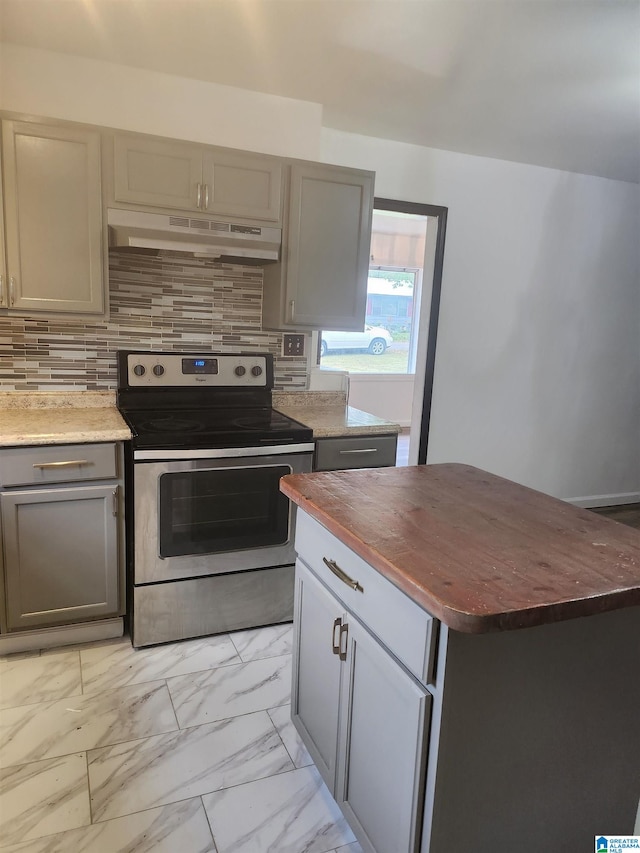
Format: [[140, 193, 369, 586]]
[[117, 350, 314, 647]]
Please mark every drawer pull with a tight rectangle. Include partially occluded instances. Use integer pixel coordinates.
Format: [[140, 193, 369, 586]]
[[338, 448, 378, 455], [338, 621, 348, 661], [323, 557, 364, 593], [33, 460, 90, 470], [332, 617, 342, 656]]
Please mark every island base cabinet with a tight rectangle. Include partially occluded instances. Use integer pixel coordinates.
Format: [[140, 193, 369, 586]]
[[338, 615, 431, 853], [422, 608, 640, 852], [292, 559, 431, 853], [2, 484, 120, 630], [292, 558, 342, 787]]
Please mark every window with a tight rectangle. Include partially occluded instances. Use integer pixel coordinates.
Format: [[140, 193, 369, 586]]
[[319, 207, 429, 375]]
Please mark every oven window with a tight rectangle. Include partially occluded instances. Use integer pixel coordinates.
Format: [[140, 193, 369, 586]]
[[159, 465, 291, 558]]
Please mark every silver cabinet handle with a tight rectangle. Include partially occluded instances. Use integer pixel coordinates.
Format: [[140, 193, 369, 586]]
[[33, 460, 89, 469], [288, 300, 295, 322], [339, 448, 378, 455], [112, 487, 119, 517], [204, 183, 209, 209], [196, 183, 202, 208], [332, 617, 341, 656], [338, 621, 348, 661], [9, 276, 16, 306], [322, 557, 363, 593], [0, 274, 4, 306]]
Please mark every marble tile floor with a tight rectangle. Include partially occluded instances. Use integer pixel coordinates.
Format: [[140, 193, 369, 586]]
[[0, 624, 363, 853]]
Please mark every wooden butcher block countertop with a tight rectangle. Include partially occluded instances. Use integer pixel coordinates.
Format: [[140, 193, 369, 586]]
[[280, 463, 640, 633]]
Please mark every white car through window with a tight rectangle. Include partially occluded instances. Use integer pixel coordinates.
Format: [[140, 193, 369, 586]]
[[320, 326, 393, 356]]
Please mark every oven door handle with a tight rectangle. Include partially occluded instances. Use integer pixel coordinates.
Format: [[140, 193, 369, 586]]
[[134, 443, 315, 461]]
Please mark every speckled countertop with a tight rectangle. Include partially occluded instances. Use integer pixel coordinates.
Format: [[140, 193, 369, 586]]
[[0, 392, 132, 447], [272, 391, 401, 438]]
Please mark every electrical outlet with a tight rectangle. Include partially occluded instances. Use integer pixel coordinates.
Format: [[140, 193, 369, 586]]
[[282, 333, 305, 357]]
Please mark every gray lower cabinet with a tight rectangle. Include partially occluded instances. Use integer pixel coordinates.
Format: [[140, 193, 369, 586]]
[[0, 443, 124, 631], [292, 559, 430, 853], [314, 434, 398, 471]]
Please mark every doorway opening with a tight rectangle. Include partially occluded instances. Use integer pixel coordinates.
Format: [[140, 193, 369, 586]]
[[317, 198, 447, 465]]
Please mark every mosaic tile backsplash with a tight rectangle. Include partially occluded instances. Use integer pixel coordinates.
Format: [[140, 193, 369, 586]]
[[0, 252, 309, 391]]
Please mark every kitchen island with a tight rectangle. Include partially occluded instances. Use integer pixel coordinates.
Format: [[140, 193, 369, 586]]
[[280, 463, 640, 853]]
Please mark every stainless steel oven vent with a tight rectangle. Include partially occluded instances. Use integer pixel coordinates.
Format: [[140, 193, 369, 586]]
[[108, 209, 281, 261]]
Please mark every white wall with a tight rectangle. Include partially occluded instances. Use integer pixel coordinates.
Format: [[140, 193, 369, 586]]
[[0, 44, 323, 159], [322, 129, 640, 503], [348, 375, 414, 427]]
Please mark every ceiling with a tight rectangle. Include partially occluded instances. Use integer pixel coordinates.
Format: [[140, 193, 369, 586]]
[[1, 0, 639, 183]]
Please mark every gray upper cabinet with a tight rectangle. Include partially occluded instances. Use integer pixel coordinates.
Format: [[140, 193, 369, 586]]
[[112, 134, 283, 223], [113, 135, 202, 212], [262, 162, 374, 331], [1, 121, 105, 315], [0, 146, 6, 310]]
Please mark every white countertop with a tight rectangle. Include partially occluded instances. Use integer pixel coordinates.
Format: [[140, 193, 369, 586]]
[[0, 392, 131, 447], [272, 391, 401, 438]]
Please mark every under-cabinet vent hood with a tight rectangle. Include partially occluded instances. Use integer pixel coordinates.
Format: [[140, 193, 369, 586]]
[[107, 209, 281, 261]]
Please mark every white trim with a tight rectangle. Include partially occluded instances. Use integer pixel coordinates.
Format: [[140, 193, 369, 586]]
[[564, 492, 640, 509], [0, 618, 124, 655]]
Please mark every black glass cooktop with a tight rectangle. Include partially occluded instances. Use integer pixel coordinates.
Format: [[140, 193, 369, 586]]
[[121, 406, 313, 450]]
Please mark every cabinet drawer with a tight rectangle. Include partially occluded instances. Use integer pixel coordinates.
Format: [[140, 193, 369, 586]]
[[314, 434, 397, 471], [295, 510, 435, 684], [0, 443, 118, 487]]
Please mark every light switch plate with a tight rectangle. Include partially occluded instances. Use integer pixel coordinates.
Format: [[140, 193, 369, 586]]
[[282, 334, 305, 357]]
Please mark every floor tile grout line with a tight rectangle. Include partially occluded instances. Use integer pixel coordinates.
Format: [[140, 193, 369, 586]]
[[85, 749, 94, 826], [267, 705, 298, 768], [0, 676, 176, 717], [87, 764, 306, 832], [77, 648, 85, 696], [164, 676, 181, 732], [1, 707, 297, 775], [200, 793, 219, 853]]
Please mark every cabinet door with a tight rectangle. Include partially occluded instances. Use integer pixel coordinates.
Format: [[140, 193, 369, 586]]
[[337, 615, 431, 853], [0, 140, 6, 309], [2, 121, 104, 314], [285, 163, 373, 329], [2, 485, 120, 630], [291, 559, 343, 793], [113, 135, 203, 211], [202, 150, 282, 222]]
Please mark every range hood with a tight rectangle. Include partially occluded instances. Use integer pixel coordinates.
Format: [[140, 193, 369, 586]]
[[107, 209, 281, 262]]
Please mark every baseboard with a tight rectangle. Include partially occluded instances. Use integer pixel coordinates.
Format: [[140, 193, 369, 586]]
[[565, 492, 640, 509], [0, 617, 124, 655]]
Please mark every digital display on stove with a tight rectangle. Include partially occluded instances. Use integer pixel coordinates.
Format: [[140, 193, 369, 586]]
[[182, 358, 218, 375]]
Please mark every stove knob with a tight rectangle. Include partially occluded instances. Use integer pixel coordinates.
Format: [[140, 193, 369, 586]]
[[251, 365, 263, 377], [133, 364, 146, 377], [234, 365, 246, 377], [153, 364, 165, 377]]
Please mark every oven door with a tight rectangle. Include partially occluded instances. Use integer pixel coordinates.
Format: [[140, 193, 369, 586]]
[[132, 448, 313, 584]]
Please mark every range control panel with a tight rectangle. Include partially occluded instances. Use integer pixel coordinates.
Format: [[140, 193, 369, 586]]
[[124, 352, 271, 388]]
